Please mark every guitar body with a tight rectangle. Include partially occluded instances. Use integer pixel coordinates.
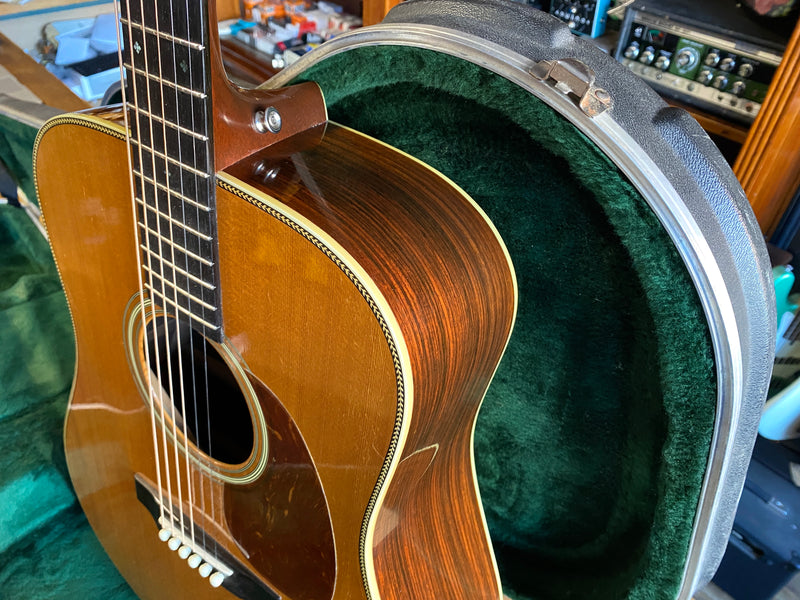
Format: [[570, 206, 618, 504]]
[[35, 110, 516, 599]]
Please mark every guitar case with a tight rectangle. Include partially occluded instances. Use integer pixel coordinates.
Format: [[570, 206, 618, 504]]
[[265, 1, 775, 598]]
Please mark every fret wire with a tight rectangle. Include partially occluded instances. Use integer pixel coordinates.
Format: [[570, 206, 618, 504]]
[[143, 267, 217, 310], [137, 221, 214, 266], [139, 244, 216, 290], [119, 16, 205, 50], [136, 196, 213, 241], [147, 287, 221, 331], [132, 168, 211, 212], [123, 62, 207, 99], [131, 105, 208, 142], [130, 138, 211, 179]]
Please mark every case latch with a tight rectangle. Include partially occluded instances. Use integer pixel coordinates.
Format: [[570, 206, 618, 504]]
[[529, 58, 612, 117]]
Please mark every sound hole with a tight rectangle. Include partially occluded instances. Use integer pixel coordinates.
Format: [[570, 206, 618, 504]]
[[144, 316, 254, 465]]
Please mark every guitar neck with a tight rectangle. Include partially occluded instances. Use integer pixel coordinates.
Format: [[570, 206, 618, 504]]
[[119, 0, 224, 339]]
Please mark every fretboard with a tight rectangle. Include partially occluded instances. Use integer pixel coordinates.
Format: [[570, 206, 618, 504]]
[[120, 0, 223, 340]]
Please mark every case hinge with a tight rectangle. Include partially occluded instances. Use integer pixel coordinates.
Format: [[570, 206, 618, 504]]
[[529, 58, 612, 117]]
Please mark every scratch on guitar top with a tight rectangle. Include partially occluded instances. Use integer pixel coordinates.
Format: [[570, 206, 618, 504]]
[[400, 443, 440, 479], [71, 403, 147, 416]]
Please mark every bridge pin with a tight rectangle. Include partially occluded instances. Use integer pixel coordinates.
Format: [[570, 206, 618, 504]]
[[167, 537, 182, 551], [209, 572, 224, 588], [158, 529, 171, 542], [187, 554, 202, 569], [198, 562, 213, 578], [178, 545, 192, 559]]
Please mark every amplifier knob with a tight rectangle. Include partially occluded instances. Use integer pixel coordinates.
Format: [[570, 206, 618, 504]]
[[639, 49, 655, 65], [696, 68, 714, 85], [712, 74, 729, 90], [704, 51, 721, 67], [654, 55, 671, 70], [676, 49, 696, 68], [738, 62, 755, 78], [731, 80, 747, 96], [719, 57, 736, 72], [624, 44, 640, 60]]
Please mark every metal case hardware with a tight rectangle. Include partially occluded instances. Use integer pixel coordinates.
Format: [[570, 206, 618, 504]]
[[530, 58, 612, 117]]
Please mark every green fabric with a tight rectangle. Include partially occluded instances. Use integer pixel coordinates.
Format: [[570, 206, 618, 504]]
[[0, 204, 135, 599], [292, 46, 717, 600], [0, 113, 40, 205]]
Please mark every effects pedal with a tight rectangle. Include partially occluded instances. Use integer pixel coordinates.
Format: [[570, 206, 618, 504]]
[[549, 0, 611, 38]]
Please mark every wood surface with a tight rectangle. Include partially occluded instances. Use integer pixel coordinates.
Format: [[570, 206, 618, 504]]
[[361, 0, 400, 26], [0, 0, 235, 19], [0, 31, 88, 111], [37, 109, 516, 598], [220, 37, 279, 86], [733, 16, 800, 235]]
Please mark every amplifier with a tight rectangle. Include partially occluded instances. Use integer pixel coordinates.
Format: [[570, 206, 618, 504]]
[[614, 0, 788, 124]]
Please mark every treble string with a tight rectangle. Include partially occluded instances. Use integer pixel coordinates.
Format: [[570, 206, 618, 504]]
[[178, 0, 214, 556], [194, 0, 219, 552], [117, 0, 168, 528]]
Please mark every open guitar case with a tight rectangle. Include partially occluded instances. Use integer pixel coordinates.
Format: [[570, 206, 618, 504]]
[[263, 1, 775, 598]]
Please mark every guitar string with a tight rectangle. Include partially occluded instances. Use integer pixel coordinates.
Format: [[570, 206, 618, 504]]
[[161, 0, 199, 553], [183, 0, 214, 555], [197, 0, 219, 549], [134, 0, 184, 542], [145, 0, 192, 548], [116, 0, 167, 527]]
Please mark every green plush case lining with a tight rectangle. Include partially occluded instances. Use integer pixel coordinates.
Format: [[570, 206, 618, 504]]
[[291, 45, 717, 600]]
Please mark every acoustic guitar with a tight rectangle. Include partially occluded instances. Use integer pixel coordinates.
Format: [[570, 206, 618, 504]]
[[33, 0, 517, 597]]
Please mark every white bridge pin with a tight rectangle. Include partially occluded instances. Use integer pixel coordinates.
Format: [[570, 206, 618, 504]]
[[167, 537, 182, 551], [187, 554, 202, 569], [209, 572, 225, 588], [178, 545, 192, 559], [198, 563, 213, 578], [158, 529, 171, 542]]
